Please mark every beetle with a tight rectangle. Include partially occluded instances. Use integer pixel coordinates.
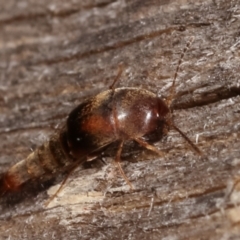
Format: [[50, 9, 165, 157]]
[[0, 37, 201, 204]]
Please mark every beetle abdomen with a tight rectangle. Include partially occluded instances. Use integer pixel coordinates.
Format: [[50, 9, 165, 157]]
[[0, 132, 72, 192]]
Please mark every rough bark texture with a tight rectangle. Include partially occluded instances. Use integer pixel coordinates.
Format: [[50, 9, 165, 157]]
[[0, 0, 240, 239]]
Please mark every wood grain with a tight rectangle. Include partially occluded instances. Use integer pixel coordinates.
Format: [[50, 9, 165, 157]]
[[0, 0, 240, 239]]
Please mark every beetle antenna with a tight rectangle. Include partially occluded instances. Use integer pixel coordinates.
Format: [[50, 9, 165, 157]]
[[171, 123, 202, 155], [166, 36, 195, 107]]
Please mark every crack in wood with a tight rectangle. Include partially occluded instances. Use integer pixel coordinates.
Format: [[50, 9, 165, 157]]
[[17, 22, 209, 67], [174, 86, 240, 109]]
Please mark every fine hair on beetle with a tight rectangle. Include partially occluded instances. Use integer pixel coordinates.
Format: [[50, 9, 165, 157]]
[[0, 37, 202, 206]]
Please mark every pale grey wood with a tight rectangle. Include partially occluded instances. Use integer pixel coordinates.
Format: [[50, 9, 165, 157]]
[[0, 0, 240, 239]]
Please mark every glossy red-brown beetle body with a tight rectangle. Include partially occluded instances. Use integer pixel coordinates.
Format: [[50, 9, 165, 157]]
[[0, 87, 171, 194], [67, 88, 169, 159]]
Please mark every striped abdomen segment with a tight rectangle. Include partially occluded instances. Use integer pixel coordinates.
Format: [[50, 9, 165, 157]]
[[0, 133, 73, 193]]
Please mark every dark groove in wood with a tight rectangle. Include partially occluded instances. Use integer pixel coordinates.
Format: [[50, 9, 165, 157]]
[[174, 86, 240, 109], [0, 0, 116, 26]]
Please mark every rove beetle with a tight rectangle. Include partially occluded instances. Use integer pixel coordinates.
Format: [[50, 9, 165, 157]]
[[0, 37, 201, 205]]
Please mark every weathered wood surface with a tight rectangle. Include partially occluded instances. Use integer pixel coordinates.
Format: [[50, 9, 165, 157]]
[[0, 0, 240, 239]]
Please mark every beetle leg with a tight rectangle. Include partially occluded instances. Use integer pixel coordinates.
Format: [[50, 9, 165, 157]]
[[44, 162, 80, 207], [134, 138, 165, 158], [109, 63, 124, 91], [114, 140, 134, 190]]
